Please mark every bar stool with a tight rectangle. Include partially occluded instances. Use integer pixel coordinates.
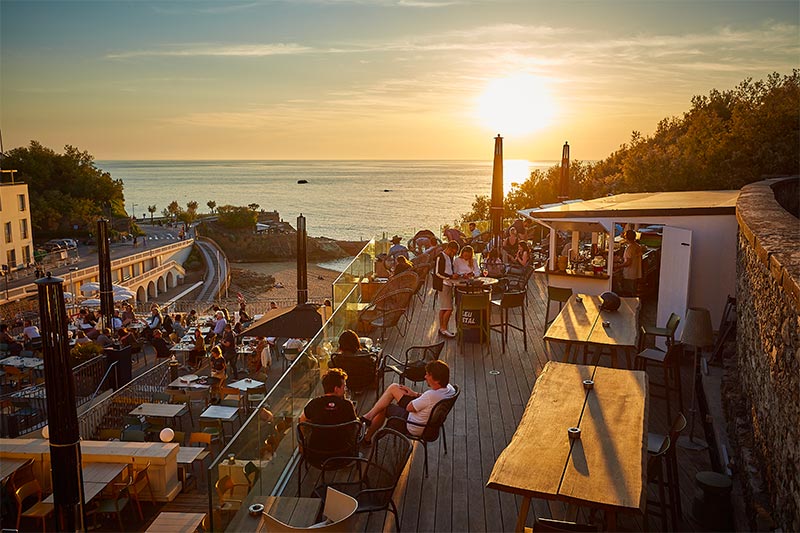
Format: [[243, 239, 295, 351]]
[[490, 290, 527, 353], [648, 412, 687, 527], [545, 286, 573, 326], [635, 342, 684, 422], [644, 436, 673, 531]]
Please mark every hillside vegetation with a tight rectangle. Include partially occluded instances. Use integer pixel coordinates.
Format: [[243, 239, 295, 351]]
[[461, 71, 800, 222]]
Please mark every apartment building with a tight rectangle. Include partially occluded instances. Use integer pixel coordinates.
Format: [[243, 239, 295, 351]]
[[0, 171, 33, 273]]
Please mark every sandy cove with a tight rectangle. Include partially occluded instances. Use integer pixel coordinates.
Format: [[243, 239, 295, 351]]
[[230, 261, 340, 302]]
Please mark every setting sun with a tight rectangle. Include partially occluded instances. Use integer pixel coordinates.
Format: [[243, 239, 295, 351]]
[[476, 75, 557, 136]]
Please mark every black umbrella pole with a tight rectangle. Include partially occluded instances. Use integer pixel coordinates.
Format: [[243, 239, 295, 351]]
[[490, 134, 505, 250], [36, 275, 86, 531], [97, 219, 114, 333], [297, 214, 308, 305]]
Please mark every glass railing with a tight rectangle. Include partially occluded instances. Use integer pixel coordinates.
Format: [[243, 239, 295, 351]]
[[207, 282, 364, 531], [331, 238, 376, 308]]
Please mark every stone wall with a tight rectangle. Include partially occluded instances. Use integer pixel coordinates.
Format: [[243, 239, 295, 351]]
[[732, 176, 800, 531]]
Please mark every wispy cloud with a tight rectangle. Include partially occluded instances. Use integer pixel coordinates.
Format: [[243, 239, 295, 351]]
[[107, 43, 312, 59]]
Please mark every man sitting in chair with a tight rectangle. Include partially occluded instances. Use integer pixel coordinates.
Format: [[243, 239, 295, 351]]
[[299, 368, 359, 449], [361, 360, 456, 445]]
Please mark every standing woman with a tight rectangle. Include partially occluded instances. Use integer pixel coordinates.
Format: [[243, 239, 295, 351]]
[[209, 345, 227, 401]]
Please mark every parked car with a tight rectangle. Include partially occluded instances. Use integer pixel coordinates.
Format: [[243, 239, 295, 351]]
[[41, 241, 64, 252]]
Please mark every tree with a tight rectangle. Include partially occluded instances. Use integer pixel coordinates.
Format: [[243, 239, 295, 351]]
[[207, 200, 216, 214], [147, 205, 157, 225], [1, 141, 126, 235], [217, 205, 258, 229], [248, 203, 260, 212], [180, 201, 199, 227], [167, 200, 181, 220]]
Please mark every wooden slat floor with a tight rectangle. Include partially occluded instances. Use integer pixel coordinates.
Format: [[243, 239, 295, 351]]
[[289, 274, 717, 532], [131, 274, 717, 532]]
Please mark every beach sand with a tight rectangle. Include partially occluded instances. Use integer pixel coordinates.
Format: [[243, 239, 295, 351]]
[[231, 261, 340, 302]]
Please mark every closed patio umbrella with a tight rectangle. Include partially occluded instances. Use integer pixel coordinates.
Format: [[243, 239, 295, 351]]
[[240, 303, 324, 339], [558, 141, 570, 201], [490, 134, 504, 251]]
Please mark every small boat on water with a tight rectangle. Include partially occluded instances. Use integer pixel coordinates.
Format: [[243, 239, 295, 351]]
[[297, 179, 308, 184]]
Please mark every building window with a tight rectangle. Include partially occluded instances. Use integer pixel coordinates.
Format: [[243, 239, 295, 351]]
[[18, 194, 26, 211], [22, 246, 31, 265], [7, 249, 16, 269], [20, 219, 28, 239], [4, 222, 11, 243]]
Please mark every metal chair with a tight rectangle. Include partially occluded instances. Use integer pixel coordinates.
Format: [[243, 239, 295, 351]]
[[214, 475, 246, 519], [128, 462, 155, 521], [387, 385, 460, 477], [330, 352, 381, 392], [91, 477, 132, 530], [314, 428, 412, 532], [545, 286, 573, 326], [490, 290, 527, 353], [642, 312, 681, 347], [457, 290, 491, 350], [296, 420, 364, 496], [381, 341, 445, 390]]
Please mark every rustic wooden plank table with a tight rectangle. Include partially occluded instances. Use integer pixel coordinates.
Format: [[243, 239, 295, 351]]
[[226, 496, 323, 532], [487, 361, 648, 531], [543, 294, 640, 368], [0, 457, 27, 481], [145, 511, 206, 532]]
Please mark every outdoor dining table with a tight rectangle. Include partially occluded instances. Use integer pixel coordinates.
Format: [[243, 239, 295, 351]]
[[167, 374, 209, 390], [227, 495, 323, 532], [44, 462, 128, 504], [0, 457, 27, 481], [0, 356, 44, 370], [543, 293, 641, 368], [146, 511, 206, 533], [227, 378, 265, 392], [487, 361, 648, 531], [452, 275, 499, 293], [130, 402, 188, 426], [200, 405, 240, 422]]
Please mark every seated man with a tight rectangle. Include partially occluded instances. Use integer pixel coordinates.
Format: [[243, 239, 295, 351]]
[[388, 235, 410, 259], [94, 328, 114, 348], [0, 324, 23, 355], [22, 320, 42, 348], [299, 368, 359, 451], [151, 329, 172, 358], [361, 360, 456, 444]]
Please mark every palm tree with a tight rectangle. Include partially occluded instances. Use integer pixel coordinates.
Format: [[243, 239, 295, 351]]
[[147, 205, 156, 225], [207, 200, 216, 214]]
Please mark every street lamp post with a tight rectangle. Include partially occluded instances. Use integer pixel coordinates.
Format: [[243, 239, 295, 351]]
[[68, 267, 79, 312]]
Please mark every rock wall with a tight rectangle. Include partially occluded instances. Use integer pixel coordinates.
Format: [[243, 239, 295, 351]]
[[732, 176, 800, 531]]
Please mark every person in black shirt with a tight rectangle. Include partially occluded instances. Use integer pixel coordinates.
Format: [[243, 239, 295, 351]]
[[300, 368, 359, 451], [151, 329, 172, 358], [221, 323, 238, 379]]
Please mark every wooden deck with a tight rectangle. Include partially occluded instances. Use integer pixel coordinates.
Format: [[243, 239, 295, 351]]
[[131, 273, 717, 532], [289, 273, 716, 532]]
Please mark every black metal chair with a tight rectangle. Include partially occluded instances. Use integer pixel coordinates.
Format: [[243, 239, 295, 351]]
[[387, 384, 460, 477], [380, 341, 445, 390], [314, 428, 412, 532], [296, 420, 364, 496], [545, 286, 573, 326], [330, 352, 382, 392], [490, 290, 527, 353]]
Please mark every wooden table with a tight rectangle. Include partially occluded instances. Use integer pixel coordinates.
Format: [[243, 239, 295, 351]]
[[543, 293, 640, 368], [176, 446, 204, 465], [146, 511, 206, 532], [0, 356, 44, 369], [227, 496, 323, 532], [200, 405, 240, 422], [487, 361, 648, 531], [44, 462, 127, 504], [0, 457, 27, 481]]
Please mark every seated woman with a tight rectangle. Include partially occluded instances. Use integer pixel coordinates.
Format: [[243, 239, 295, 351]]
[[484, 248, 506, 278], [453, 245, 481, 279], [0, 324, 23, 355], [509, 241, 531, 272], [502, 227, 521, 264], [329, 330, 379, 392]]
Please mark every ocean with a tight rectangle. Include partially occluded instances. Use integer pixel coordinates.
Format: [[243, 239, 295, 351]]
[[97, 160, 558, 242]]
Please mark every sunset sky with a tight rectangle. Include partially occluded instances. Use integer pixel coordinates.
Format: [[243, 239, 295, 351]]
[[1, 0, 797, 160]]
